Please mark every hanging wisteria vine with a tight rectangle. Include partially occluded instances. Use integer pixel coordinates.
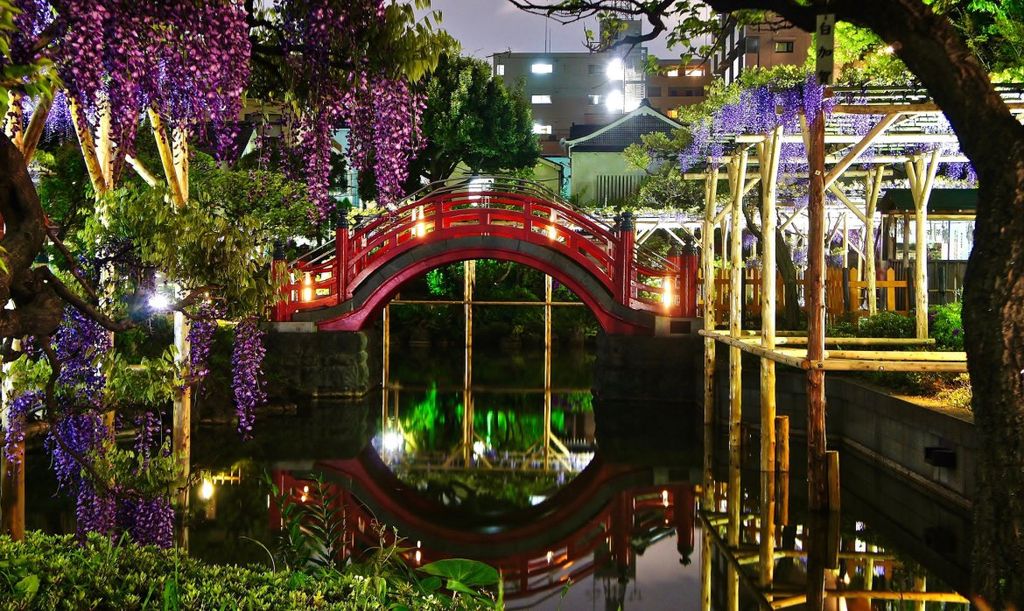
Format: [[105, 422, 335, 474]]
[[231, 318, 266, 440]]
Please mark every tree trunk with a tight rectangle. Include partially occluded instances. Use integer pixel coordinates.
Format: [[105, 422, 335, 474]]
[[776, 231, 801, 330]]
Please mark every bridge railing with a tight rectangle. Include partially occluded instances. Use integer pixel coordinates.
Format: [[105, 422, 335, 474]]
[[274, 176, 688, 322]]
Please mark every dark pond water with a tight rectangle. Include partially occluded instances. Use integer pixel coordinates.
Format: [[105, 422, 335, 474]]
[[24, 327, 973, 610]]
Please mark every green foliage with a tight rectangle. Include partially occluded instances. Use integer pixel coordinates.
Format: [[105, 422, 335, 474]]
[[834, 22, 915, 85], [103, 348, 180, 410], [927, 0, 1024, 80], [930, 301, 964, 351], [410, 52, 540, 183], [854, 312, 916, 338], [0, 531, 495, 610], [264, 475, 500, 608], [88, 149, 315, 318], [935, 373, 973, 410], [396, 469, 558, 510]]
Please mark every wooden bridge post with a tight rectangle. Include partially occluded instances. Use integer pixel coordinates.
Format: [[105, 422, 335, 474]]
[[335, 205, 350, 301], [615, 212, 636, 306]]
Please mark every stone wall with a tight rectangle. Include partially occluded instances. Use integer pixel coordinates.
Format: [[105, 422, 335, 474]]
[[263, 328, 371, 401], [712, 353, 976, 505]]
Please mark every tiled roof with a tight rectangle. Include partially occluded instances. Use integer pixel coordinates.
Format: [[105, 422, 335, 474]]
[[565, 105, 681, 153]]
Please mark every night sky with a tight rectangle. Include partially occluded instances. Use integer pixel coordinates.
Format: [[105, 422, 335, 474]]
[[419, 0, 683, 59]]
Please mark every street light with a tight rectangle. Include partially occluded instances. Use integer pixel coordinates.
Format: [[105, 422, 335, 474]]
[[605, 57, 624, 81]]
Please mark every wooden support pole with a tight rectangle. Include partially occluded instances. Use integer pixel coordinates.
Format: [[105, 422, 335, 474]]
[[148, 108, 186, 207], [97, 103, 113, 188], [806, 107, 829, 515], [727, 149, 747, 611], [543, 274, 552, 469], [463, 261, 475, 465], [700, 165, 719, 611], [758, 127, 781, 589], [865, 167, 884, 315], [775, 415, 790, 526], [69, 97, 108, 195], [907, 149, 940, 339], [827, 450, 841, 512], [841, 212, 849, 269], [172, 309, 191, 548], [20, 94, 51, 163]]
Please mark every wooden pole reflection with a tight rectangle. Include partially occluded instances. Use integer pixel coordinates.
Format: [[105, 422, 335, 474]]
[[544, 274, 552, 470], [463, 260, 475, 466]]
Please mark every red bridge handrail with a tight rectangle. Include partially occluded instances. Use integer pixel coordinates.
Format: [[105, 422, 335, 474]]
[[273, 176, 698, 326]]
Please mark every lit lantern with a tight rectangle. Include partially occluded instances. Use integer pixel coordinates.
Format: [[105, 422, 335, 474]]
[[300, 272, 314, 302], [199, 478, 215, 501], [661, 489, 669, 507], [548, 209, 557, 241], [661, 277, 674, 309], [416, 205, 426, 237]]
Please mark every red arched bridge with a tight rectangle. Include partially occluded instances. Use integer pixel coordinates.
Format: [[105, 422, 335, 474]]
[[271, 177, 698, 334], [270, 449, 695, 600]]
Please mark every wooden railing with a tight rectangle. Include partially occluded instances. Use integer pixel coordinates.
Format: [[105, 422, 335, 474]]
[[699, 265, 912, 323]]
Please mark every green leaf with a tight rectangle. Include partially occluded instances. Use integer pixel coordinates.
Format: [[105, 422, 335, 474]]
[[14, 574, 39, 601], [419, 559, 498, 587]]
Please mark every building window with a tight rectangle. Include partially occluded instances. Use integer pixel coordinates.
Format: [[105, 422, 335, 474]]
[[588, 64, 601, 74], [496, 64, 505, 76], [684, 66, 705, 77], [531, 95, 552, 104], [532, 123, 552, 135], [665, 68, 679, 77], [531, 62, 553, 74], [745, 36, 760, 53], [668, 87, 683, 97], [647, 86, 662, 97], [774, 40, 794, 53], [588, 94, 602, 105]]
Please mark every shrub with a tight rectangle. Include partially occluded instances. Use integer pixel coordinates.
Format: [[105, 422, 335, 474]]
[[930, 302, 964, 351], [0, 532, 499, 610], [856, 312, 915, 338]]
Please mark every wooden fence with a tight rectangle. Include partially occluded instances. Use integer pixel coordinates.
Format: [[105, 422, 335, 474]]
[[699, 265, 912, 323]]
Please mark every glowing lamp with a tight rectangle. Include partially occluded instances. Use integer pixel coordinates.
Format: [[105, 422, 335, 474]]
[[415, 205, 426, 238], [382, 431, 404, 453], [546, 550, 554, 564], [547, 209, 557, 241], [300, 273, 313, 302], [472, 440, 485, 456], [661, 278, 674, 309], [148, 293, 171, 311], [661, 489, 669, 507], [198, 479, 215, 501]]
